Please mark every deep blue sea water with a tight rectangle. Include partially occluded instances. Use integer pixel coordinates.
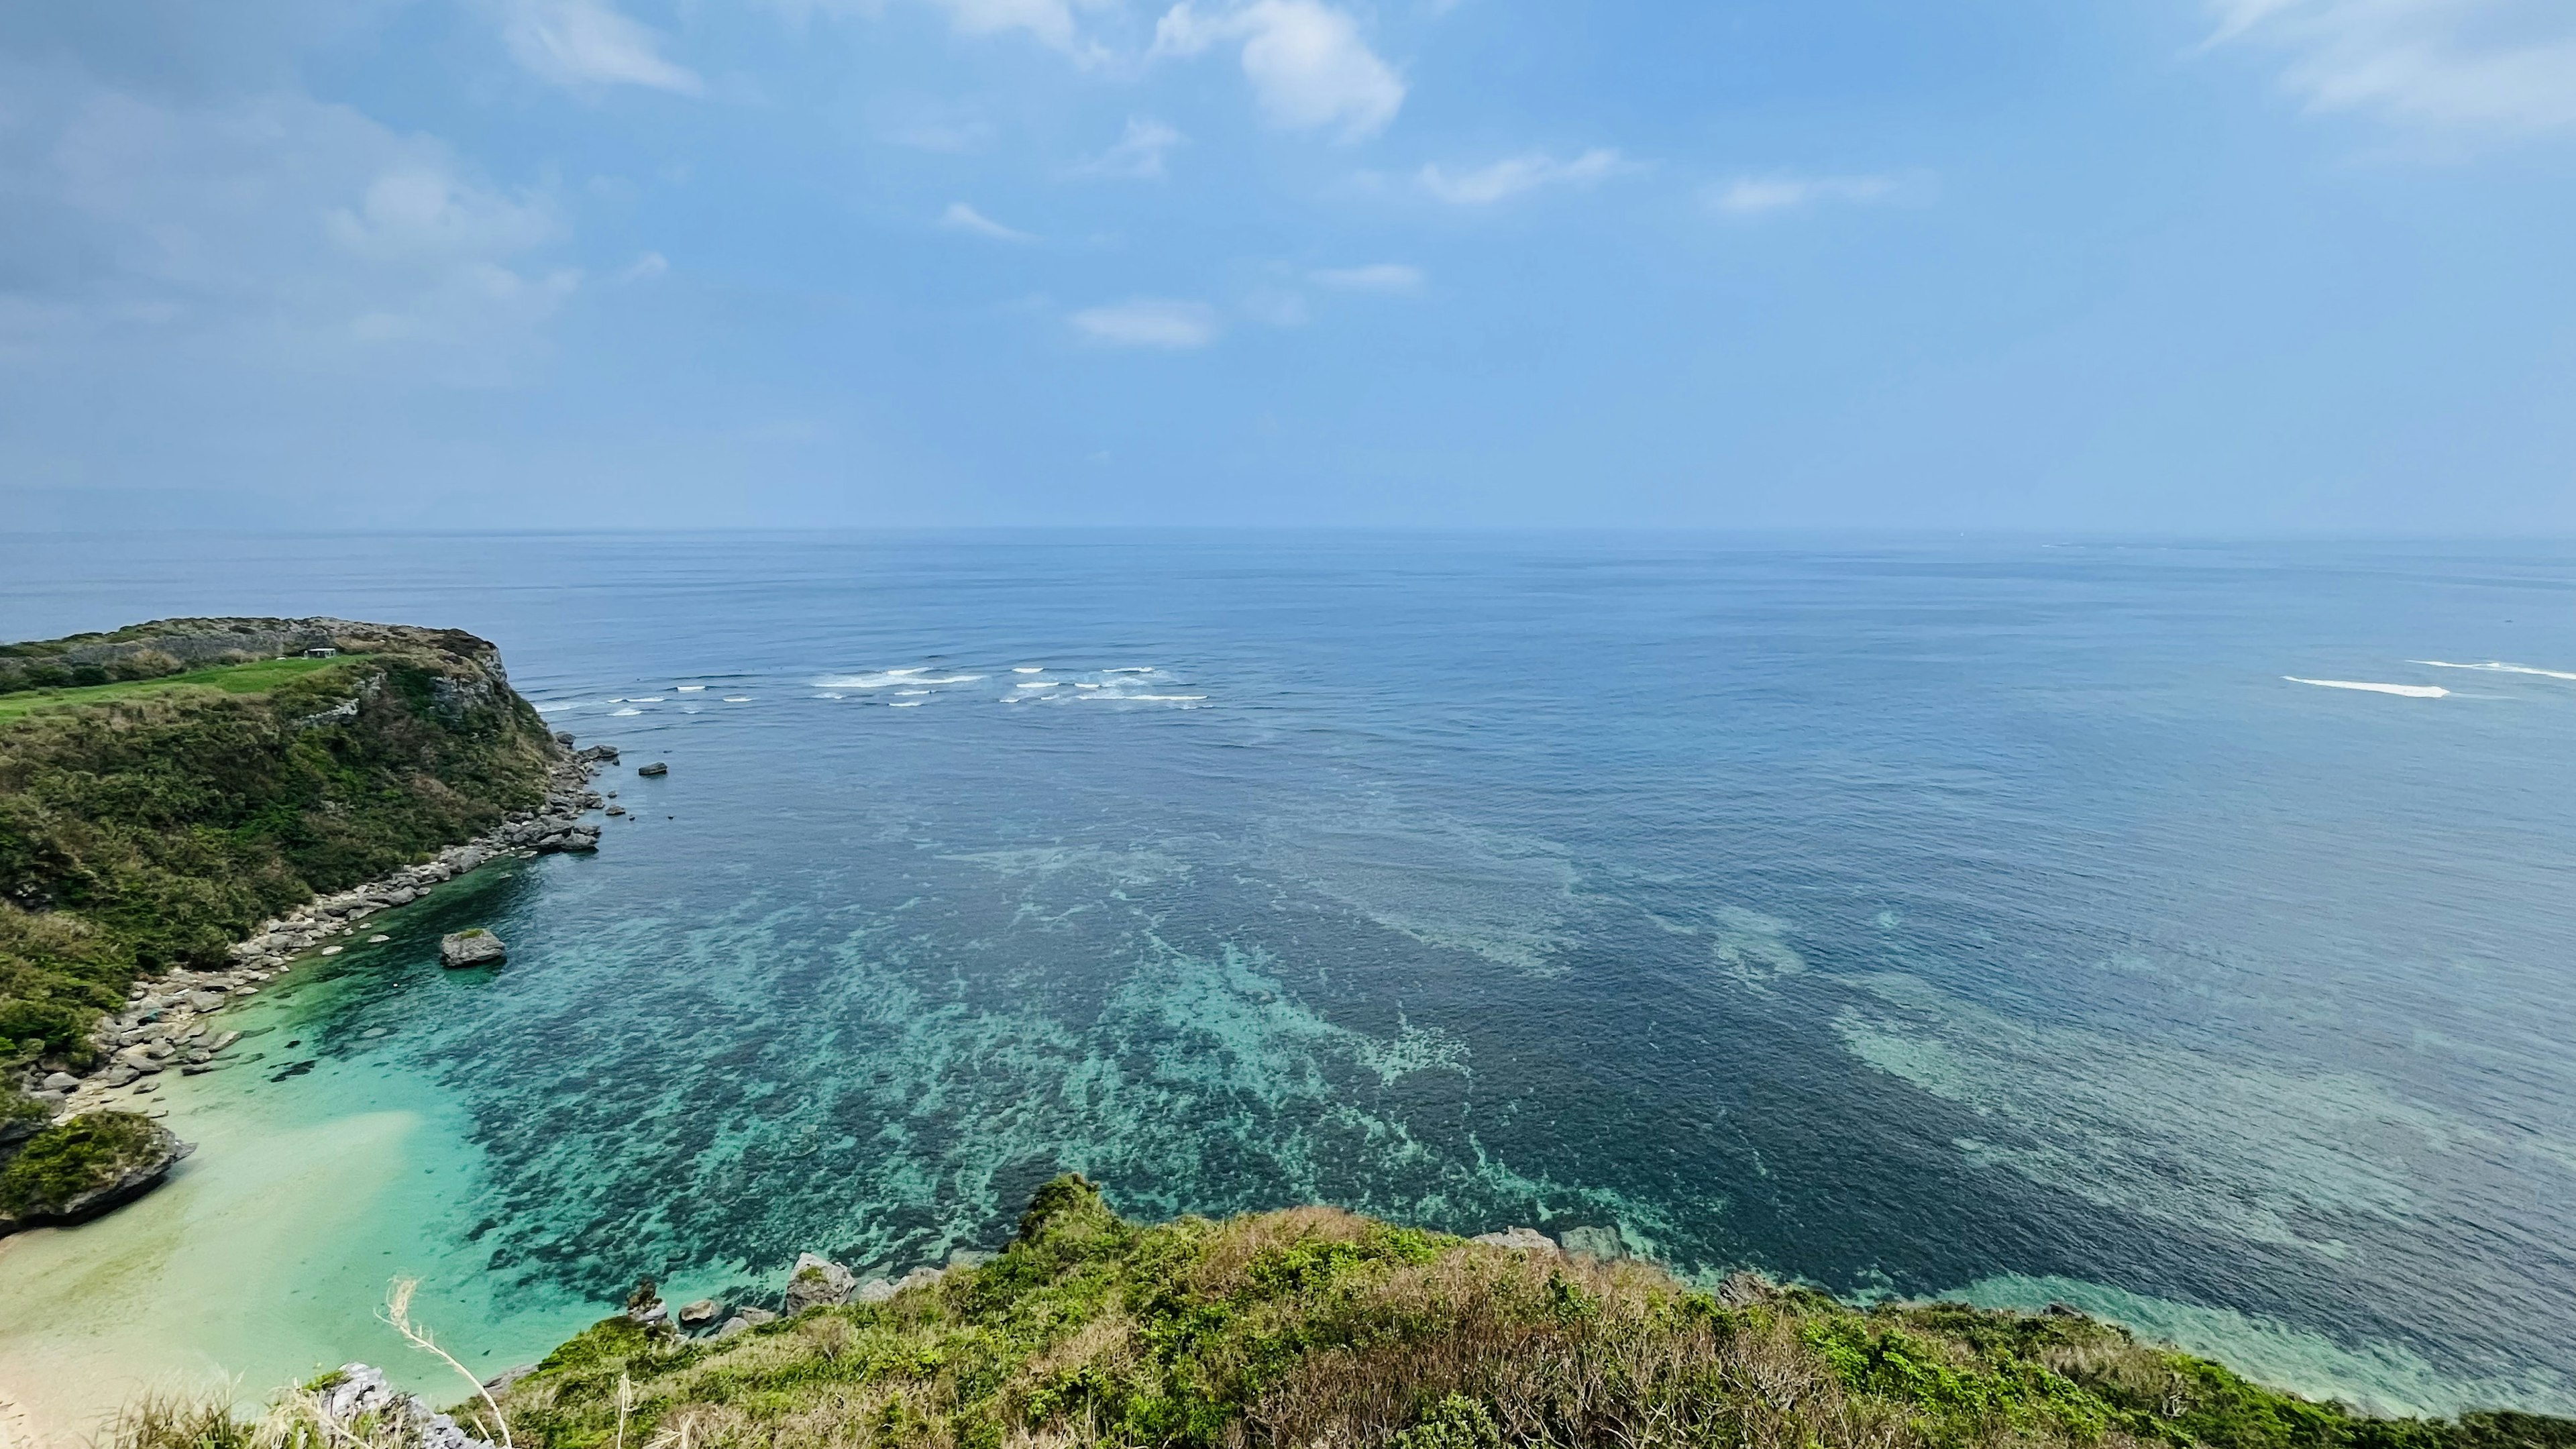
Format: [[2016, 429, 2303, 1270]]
[[5, 533, 2573, 1415]]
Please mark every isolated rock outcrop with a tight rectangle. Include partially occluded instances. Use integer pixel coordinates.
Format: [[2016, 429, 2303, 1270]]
[[440, 930, 507, 969], [0, 1111, 194, 1235]]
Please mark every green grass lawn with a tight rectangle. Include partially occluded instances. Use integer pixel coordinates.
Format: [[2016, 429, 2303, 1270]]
[[0, 655, 368, 724]]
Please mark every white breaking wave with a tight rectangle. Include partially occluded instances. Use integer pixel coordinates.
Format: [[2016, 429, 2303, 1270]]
[[1016, 681, 1060, 689], [895, 689, 930, 696], [611, 707, 643, 716], [535, 702, 576, 714], [890, 700, 924, 708], [677, 685, 706, 692], [1013, 666, 1045, 674], [723, 696, 751, 703], [814, 672, 983, 690], [2284, 677, 2448, 698], [1105, 667, 1154, 674], [2411, 660, 2576, 682], [1108, 694, 1206, 702], [630, 696, 665, 704]]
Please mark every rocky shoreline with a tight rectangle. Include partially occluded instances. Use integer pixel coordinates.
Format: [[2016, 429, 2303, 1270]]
[[15, 743, 619, 1133]]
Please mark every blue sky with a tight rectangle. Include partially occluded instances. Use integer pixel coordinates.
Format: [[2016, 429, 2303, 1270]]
[[1, 0, 2571, 532]]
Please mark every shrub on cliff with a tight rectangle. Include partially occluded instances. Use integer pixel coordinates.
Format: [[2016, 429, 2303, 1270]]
[[0, 621, 559, 1063], [433, 1177, 2568, 1449]]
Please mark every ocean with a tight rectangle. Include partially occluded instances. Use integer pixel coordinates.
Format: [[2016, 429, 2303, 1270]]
[[1, 533, 2571, 1432]]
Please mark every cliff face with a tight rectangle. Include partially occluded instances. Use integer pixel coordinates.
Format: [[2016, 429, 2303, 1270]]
[[0, 618, 561, 1067]]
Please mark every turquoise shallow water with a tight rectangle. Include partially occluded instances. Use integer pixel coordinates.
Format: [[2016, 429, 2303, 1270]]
[[3, 533, 2574, 1424]]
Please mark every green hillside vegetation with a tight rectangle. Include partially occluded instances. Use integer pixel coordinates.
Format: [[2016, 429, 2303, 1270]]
[[0, 655, 367, 723], [0, 623, 559, 1065], [114, 1177, 2576, 1449]]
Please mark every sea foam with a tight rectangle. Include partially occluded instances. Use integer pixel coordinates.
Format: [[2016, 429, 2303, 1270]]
[[815, 672, 983, 689], [2284, 677, 2448, 698], [2411, 660, 2576, 682]]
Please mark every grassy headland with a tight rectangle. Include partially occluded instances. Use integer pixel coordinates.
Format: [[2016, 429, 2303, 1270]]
[[108, 1177, 2574, 1449], [0, 619, 560, 1066], [0, 655, 368, 724]]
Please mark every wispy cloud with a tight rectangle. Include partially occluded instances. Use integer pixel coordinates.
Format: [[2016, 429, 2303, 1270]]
[[500, 0, 703, 93], [1707, 172, 1907, 217], [614, 252, 670, 283], [773, 0, 1108, 64], [1074, 118, 1187, 180], [2204, 0, 2576, 132], [930, 0, 1097, 59], [940, 202, 1037, 241], [1152, 1, 1405, 140], [1416, 149, 1633, 205], [1311, 262, 1423, 292], [1242, 288, 1310, 327], [1071, 298, 1220, 348]]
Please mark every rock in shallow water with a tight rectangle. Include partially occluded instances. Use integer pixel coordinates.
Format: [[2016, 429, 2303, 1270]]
[[439, 930, 507, 969]]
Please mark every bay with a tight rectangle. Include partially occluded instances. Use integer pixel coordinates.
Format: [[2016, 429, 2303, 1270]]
[[2, 533, 2571, 1435]]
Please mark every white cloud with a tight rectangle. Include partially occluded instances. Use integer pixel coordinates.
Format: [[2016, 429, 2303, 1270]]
[[1152, 1, 1405, 140], [614, 250, 669, 282], [940, 201, 1037, 241], [1311, 262, 1421, 292], [325, 168, 559, 262], [1416, 148, 1631, 205], [2203, 0, 2576, 131], [500, 0, 703, 94], [1707, 172, 1904, 217], [1074, 117, 1187, 179], [0, 68, 582, 378], [1070, 297, 1220, 348]]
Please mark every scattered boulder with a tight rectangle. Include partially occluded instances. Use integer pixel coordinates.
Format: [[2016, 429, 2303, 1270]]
[[184, 990, 227, 1012], [40, 1072, 80, 1093], [679, 1297, 720, 1327], [625, 1277, 669, 1328], [1, 1090, 46, 1149], [637, 761, 668, 777], [439, 930, 507, 969], [1713, 1271, 1778, 1307], [0, 1112, 195, 1235], [319, 1363, 495, 1449], [784, 1252, 856, 1312], [1470, 1226, 1560, 1256], [856, 1265, 944, 1305]]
